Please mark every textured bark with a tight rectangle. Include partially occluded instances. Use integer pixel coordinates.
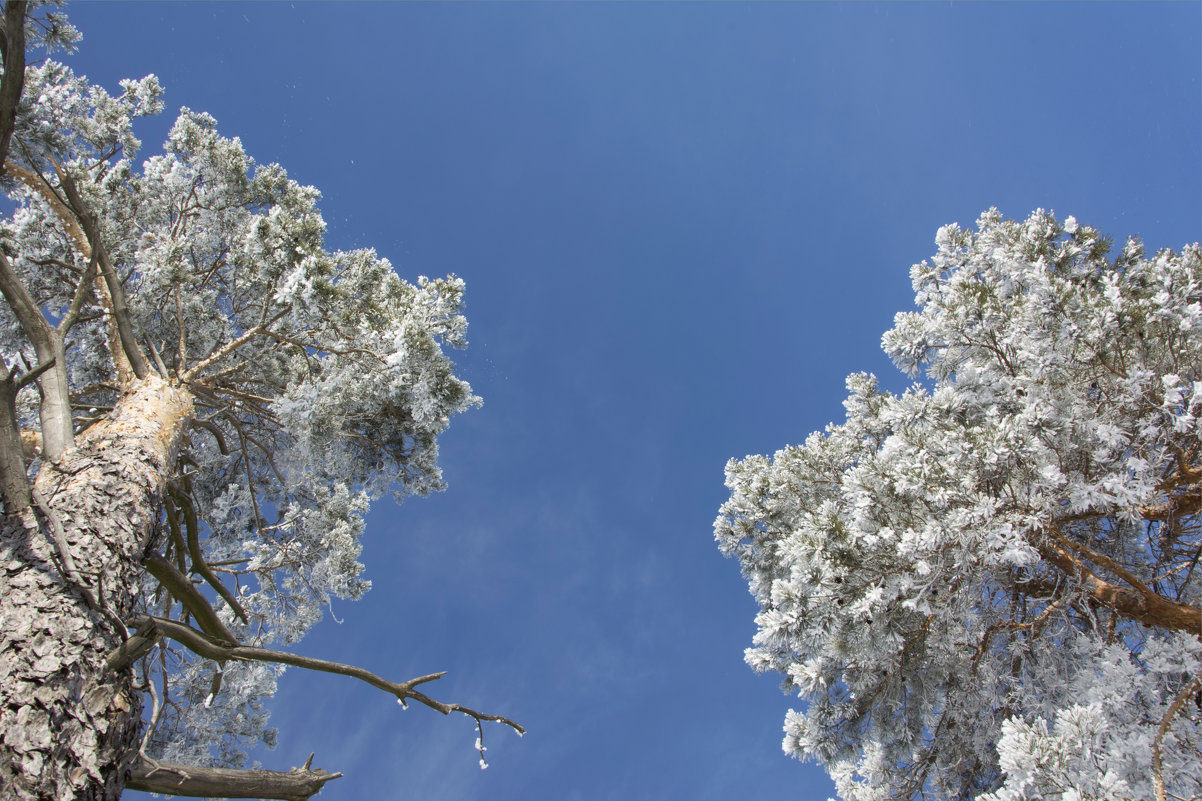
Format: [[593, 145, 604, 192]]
[[0, 375, 193, 800], [125, 756, 341, 800]]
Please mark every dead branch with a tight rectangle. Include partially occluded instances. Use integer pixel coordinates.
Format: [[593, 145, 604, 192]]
[[125, 754, 342, 801]]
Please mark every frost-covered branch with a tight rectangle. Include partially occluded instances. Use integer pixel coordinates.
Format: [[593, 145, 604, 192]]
[[717, 210, 1202, 801], [1154, 668, 1202, 801]]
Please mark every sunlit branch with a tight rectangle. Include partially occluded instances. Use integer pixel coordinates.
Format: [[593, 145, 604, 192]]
[[145, 338, 171, 379], [58, 256, 99, 334], [181, 325, 266, 382], [174, 286, 188, 372], [1037, 527, 1202, 633]]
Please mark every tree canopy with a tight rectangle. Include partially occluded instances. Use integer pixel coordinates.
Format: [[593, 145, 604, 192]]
[[716, 209, 1202, 801], [0, 4, 517, 798]]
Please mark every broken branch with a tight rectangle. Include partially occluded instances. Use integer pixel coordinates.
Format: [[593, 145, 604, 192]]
[[125, 755, 342, 801]]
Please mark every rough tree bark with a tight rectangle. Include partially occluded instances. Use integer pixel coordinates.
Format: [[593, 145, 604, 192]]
[[0, 375, 194, 800]]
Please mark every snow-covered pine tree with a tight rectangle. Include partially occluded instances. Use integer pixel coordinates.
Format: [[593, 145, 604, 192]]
[[716, 209, 1202, 801], [0, 4, 519, 798]]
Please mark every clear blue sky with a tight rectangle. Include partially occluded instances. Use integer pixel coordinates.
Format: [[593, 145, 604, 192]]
[[64, 3, 1200, 800]]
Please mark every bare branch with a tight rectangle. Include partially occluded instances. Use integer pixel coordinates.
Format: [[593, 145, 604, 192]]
[[140, 552, 238, 645], [105, 617, 158, 672], [12, 356, 54, 390], [172, 478, 249, 623], [54, 160, 151, 380], [126, 755, 342, 801], [189, 417, 230, 454], [128, 614, 526, 735]]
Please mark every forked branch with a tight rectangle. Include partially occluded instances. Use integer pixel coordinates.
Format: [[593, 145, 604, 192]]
[[121, 614, 525, 734], [1037, 528, 1202, 633]]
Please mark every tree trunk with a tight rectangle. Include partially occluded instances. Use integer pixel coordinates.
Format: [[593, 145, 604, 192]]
[[0, 375, 193, 800], [0, 361, 30, 511]]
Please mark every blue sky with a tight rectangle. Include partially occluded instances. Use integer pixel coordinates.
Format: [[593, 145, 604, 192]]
[[62, 3, 1201, 800]]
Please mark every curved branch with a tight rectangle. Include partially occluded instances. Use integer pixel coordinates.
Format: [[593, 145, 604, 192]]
[[127, 614, 526, 735], [140, 552, 238, 645], [189, 417, 230, 454], [170, 479, 248, 623], [1152, 668, 1202, 801], [1037, 531, 1202, 633], [53, 160, 150, 380]]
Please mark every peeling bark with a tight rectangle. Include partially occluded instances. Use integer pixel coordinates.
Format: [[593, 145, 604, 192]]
[[0, 375, 193, 800]]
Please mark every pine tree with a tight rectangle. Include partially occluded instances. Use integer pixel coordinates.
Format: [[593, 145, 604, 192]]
[[717, 208, 1202, 801], [0, 4, 519, 798]]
